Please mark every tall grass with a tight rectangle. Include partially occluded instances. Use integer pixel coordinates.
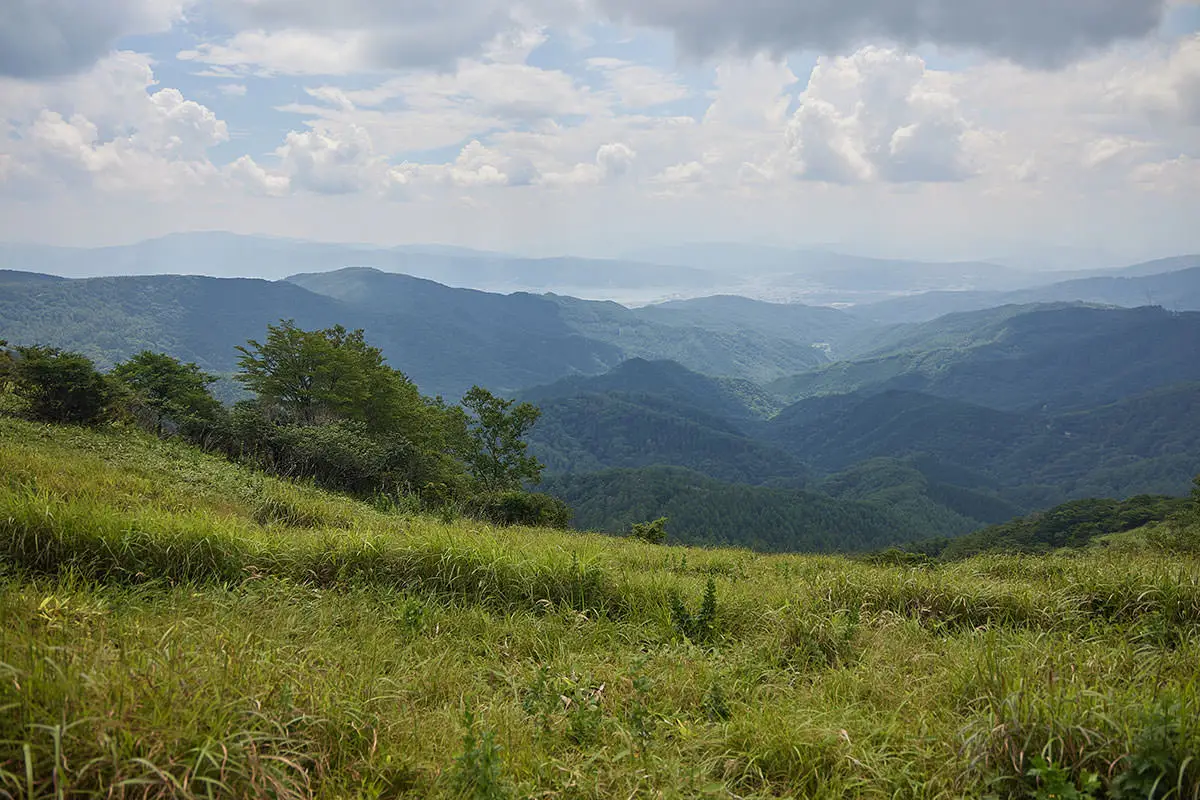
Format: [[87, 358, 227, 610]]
[[1, 415, 1199, 798]]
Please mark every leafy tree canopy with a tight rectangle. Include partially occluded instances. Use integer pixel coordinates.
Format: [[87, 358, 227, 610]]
[[111, 351, 222, 432], [235, 320, 430, 437], [3, 344, 110, 424], [456, 386, 544, 493]]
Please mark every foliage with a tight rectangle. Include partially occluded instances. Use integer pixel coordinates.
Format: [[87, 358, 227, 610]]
[[235, 320, 424, 434], [469, 491, 572, 529], [1026, 756, 1101, 800], [630, 516, 668, 544], [110, 350, 223, 435], [3, 344, 110, 423], [917, 494, 1190, 561], [1111, 702, 1193, 799], [456, 386, 543, 492], [451, 710, 510, 800]]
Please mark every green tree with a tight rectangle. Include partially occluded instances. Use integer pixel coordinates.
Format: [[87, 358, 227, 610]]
[[6, 345, 110, 424], [111, 351, 223, 435], [235, 320, 425, 434], [457, 386, 543, 492], [233, 321, 466, 500]]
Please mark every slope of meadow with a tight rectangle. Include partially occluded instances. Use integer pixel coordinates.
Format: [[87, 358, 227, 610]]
[[1, 416, 1199, 799]]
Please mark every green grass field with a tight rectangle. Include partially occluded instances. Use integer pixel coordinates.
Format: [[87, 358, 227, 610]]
[[2, 415, 1199, 799]]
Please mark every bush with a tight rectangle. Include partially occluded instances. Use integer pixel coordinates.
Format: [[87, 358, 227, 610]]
[[471, 491, 573, 529], [630, 517, 668, 544], [5, 345, 111, 424]]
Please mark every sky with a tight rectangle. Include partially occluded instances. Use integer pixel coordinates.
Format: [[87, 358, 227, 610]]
[[0, 0, 1198, 263]]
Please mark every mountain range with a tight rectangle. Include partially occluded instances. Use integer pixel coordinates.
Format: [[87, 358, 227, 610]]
[[3, 242, 1200, 552]]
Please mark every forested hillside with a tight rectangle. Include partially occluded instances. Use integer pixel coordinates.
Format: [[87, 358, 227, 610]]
[[770, 304, 1200, 411], [541, 466, 983, 550]]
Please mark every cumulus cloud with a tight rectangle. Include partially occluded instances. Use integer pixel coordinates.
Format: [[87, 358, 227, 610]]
[[540, 142, 637, 187], [0, 0, 187, 78], [0, 52, 226, 192], [225, 155, 289, 196], [276, 126, 385, 194], [784, 48, 977, 184], [596, 142, 636, 176], [593, 0, 1171, 67]]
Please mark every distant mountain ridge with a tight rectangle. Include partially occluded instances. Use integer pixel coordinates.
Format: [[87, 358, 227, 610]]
[[855, 257, 1200, 323]]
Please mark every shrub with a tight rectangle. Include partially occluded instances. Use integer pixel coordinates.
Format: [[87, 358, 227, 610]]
[[631, 517, 668, 544], [5, 345, 110, 424], [470, 491, 573, 529]]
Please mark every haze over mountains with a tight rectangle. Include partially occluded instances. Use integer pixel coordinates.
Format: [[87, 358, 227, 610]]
[[7, 233, 1196, 307], [3, 234, 1200, 551]]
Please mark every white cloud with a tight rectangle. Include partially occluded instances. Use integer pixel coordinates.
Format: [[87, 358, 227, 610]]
[[586, 58, 690, 108], [185, 0, 569, 75], [217, 83, 247, 97], [225, 155, 289, 196], [0, 52, 226, 193], [783, 48, 977, 184], [179, 29, 376, 76], [540, 142, 638, 187], [276, 125, 389, 194], [596, 142, 636, 175], [652, 160, 705, 183], [1103, 34, 1200, 126]]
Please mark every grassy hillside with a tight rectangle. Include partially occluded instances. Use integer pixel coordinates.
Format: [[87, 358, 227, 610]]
[[3, 417, 1199, 799]]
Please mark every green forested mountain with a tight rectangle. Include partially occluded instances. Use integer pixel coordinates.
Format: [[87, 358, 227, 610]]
[[0, 232, 719, 291], [544, 293, 831, 383], [770, 305, 1200, 412], [901, 493, 1191, 561], [521, 357, 780, 423], [817, 458, 1023, 528], [541, 466, 963, 551], [6, 264, 1200, 557], [764, 382, 1200, 506], [0, 268, 827, 398], [526, 391, 806, 485], [632, 295, 860, 353], [290, 268, 835, 384], [0, 272, 623, 397]]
